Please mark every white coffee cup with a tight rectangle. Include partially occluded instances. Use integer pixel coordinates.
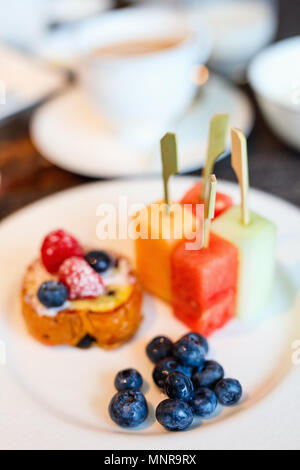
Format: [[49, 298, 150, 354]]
[[78, 7, 212, 147]]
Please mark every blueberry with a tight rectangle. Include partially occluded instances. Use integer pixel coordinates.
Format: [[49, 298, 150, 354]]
[[165, 372, 194, 402], [190, 388, 218, 418], [214, 379, 242, 406], [153, 357, 178, 389], [173, 339, 205, 368], [176, 364, 193, 379], [109, 390, 148, 428], [37, 281, 68, 308], [156, 399, 193, 431], [114, 369, 143, 392], [85, 250, 113, 274], [76, 334, 96, 349], [146, 336, 173, 363], [192, 360, 224, 389], [180, 332, 209, 355]]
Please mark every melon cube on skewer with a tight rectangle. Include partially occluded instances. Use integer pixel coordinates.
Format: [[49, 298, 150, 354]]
[[212, 206, 277, 320], [171, 233, 239, 336], [135, 202, 201, 303]]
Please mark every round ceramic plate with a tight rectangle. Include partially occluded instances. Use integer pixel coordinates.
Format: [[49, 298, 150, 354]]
[[30, 75, 254, 178], [0, 178, 299, 450]]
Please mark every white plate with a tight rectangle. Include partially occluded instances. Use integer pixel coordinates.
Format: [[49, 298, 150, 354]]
[[0, 177, 299, 450], [30, 75, 254, 178]]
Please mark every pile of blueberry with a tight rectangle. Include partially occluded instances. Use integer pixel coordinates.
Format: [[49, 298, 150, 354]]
[[108, 332, 243, 431]]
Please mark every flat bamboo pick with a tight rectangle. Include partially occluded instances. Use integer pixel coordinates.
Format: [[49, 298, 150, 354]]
[[201, 113, 229, 200], [203, 174, 217, 248], [231, 128, 250, 226], [160, 133, 179, 213]]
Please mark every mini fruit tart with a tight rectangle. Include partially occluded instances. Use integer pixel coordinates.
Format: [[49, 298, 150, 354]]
[[21, 230, 143, 349]]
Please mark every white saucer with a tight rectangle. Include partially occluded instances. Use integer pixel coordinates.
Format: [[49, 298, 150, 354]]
[[0, 177, 299, 450], [0, 44, 67, 123], [30, 74, 254, 178]]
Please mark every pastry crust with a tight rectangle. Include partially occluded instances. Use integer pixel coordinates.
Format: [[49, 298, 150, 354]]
[[21, 259, 143, 348]]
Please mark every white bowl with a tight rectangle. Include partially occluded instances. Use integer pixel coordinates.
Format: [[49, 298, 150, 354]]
[[249, 36, 300, 151], [194, 0, 278, 79]]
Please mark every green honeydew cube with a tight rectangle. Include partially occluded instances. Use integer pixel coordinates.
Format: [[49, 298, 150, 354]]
[[212, 206, 277, 320]]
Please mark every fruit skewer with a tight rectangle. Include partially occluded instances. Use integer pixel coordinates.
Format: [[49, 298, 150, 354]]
[[171, 175, 239, 336], [212, 129, 277, 320], [135, 133, 200, 303]]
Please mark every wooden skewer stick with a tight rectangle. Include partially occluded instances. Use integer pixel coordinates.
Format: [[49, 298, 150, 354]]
[[231, 128, 250, 226], [160, 133, 179, 214], [203, 174, 217, 248], [201, 113, 229, 200]]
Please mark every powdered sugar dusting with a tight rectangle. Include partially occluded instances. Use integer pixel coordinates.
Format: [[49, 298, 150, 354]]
[[58, 257, 104, 300]]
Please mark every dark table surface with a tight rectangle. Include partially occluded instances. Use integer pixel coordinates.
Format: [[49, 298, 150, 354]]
[[0, 0, 300, 221]]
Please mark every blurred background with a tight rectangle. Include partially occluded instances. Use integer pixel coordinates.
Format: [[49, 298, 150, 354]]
[[0, 0, 299, 220]]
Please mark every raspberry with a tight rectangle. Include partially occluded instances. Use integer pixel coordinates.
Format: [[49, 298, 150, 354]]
[[58, 257, 104, 300], [41, 229, 84, 274]]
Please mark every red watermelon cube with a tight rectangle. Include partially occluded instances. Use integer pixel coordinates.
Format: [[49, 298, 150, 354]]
[[180, 182, 233, 219], [171, 233, 238, 336]]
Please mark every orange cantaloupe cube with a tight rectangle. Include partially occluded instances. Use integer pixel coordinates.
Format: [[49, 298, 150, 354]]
[[135, 202, 202, 303]]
